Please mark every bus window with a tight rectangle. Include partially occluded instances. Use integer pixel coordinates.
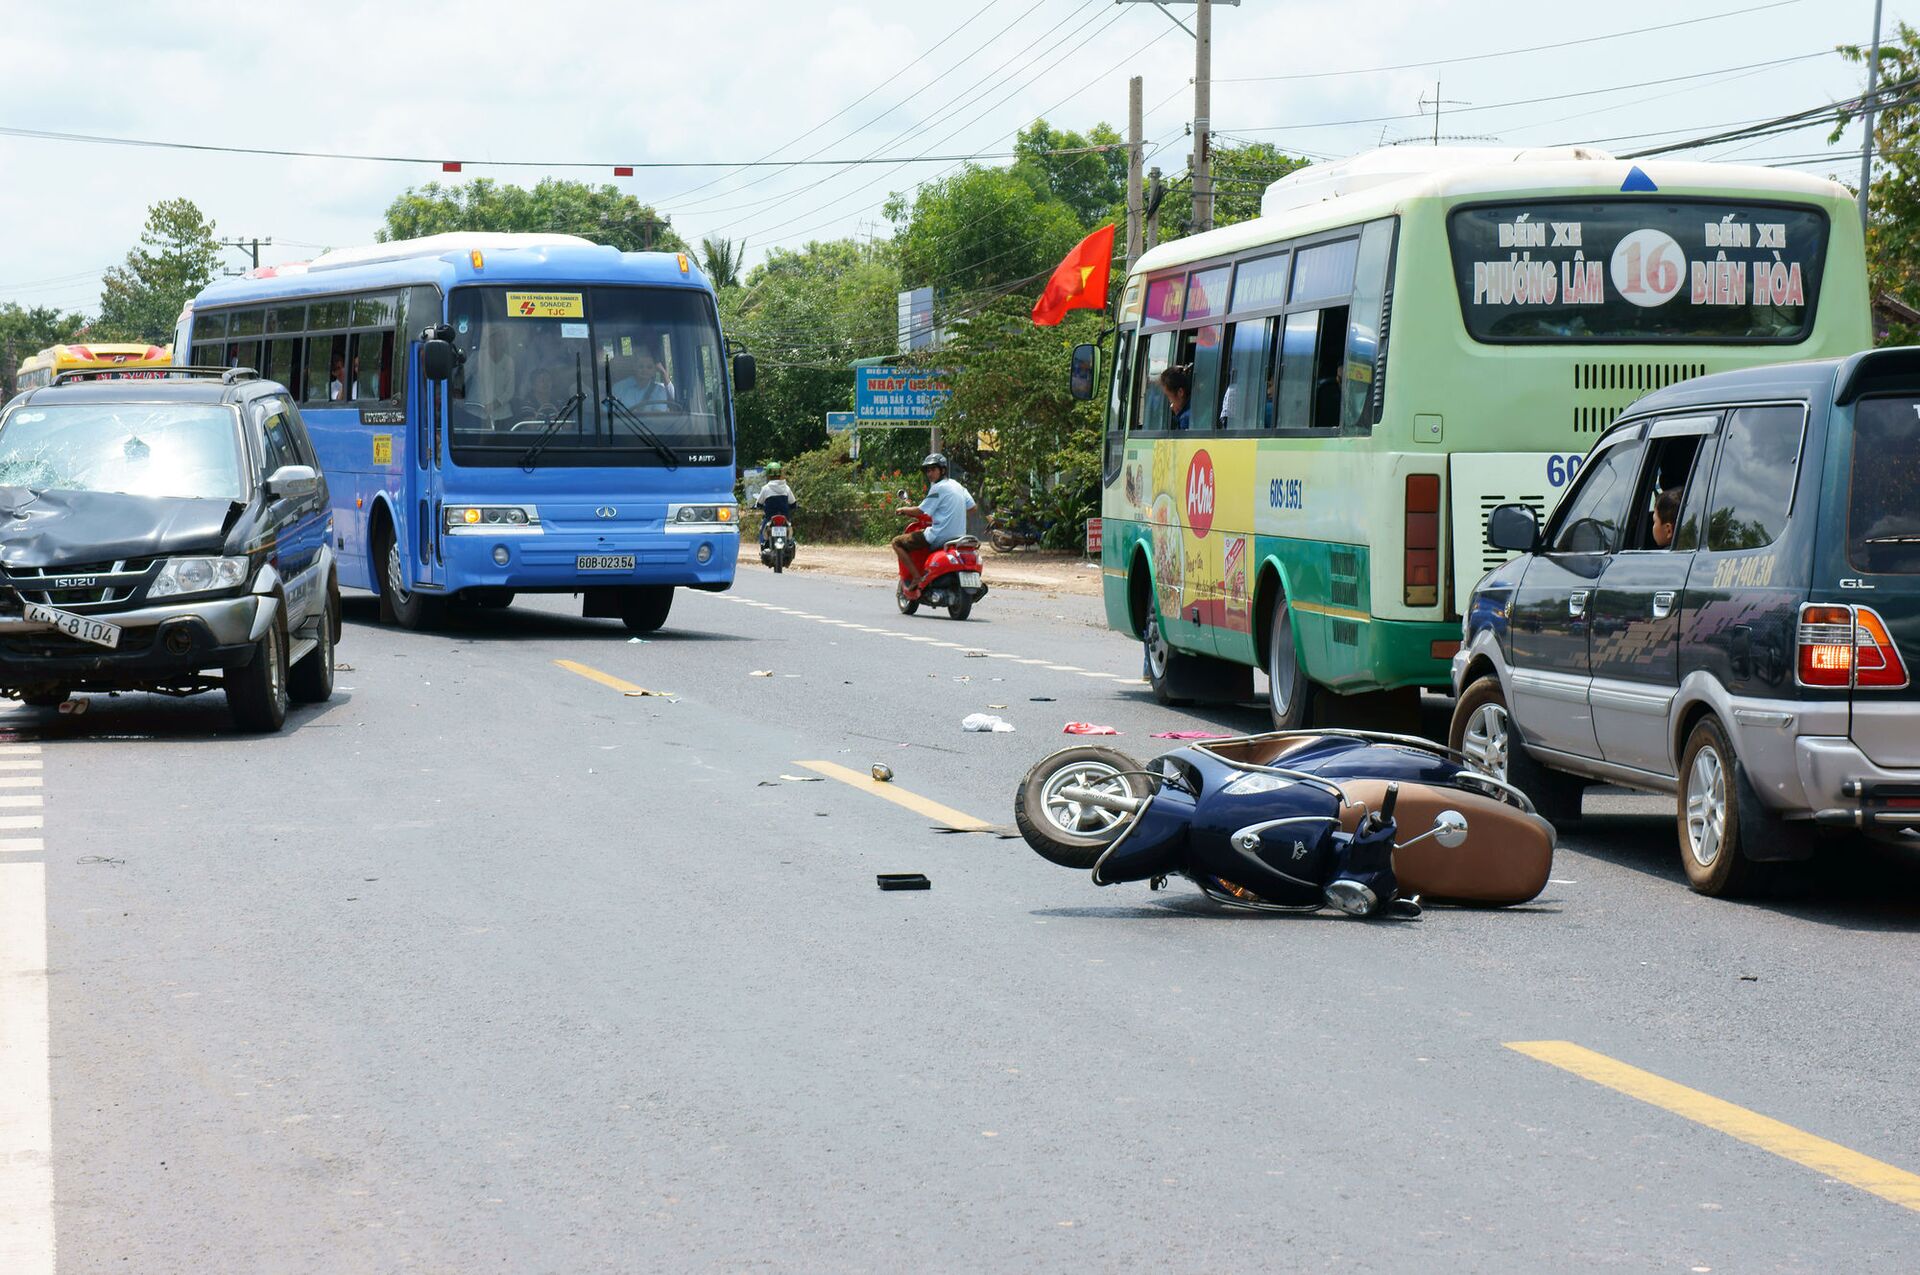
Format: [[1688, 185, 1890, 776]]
[[268, 338, 303, 398], [307, 335, 347, 403], [350, 330, 393, 401], [1188, 323, 1226, 431], [1103, 329, 1133, 479], [1136, 330, 1173, 432], [229, 309, 266, 339], [1342, 219, 1395, 430], [1276, 312, 1318, 429], [226, 340, 261, 373], [1313, 307, 1349, 430], [1292, 239, 1359, 305], [1224, 318, 1275, 430]]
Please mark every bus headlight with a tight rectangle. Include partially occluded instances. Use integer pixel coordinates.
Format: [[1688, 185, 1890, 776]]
[[149, 556, 248, 598], [667, 503, 737, 531], [445, 505, 540, 533]]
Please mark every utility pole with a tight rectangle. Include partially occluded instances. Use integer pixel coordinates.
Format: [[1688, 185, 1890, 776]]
[[1127, 75, 1144, 266], [1192, 0, 1212, 233], [218, 236, 271, 275], [1861, 0, 1886, 233], [1145, 167, 1165, 251]]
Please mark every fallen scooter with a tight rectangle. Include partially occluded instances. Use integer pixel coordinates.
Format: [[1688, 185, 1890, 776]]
[[1014, 731, 1556, 918]]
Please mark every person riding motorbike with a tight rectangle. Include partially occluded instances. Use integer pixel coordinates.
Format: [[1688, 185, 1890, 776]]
[[893, 452, 976, 592], [756, 462, 796, 553]]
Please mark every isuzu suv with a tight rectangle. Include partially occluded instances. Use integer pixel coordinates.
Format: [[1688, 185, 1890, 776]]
[[1450, 348, 1919, 896], [0, 366, 338, 732]]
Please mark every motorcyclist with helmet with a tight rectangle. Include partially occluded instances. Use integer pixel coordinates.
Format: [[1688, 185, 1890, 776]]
[[893, 452, 976, 592], [756, 462, 796, 561]]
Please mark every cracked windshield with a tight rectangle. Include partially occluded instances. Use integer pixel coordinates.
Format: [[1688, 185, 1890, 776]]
[[0, 403, 244, 501], [448, 286, 728, 461]]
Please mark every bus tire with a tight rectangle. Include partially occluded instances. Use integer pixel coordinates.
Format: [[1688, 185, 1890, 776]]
[[1265, 590, 1315, 730], [1145, 611, 1250, 706], [620, 586, 674, 634], [1145, 611, 1192, 706], [382, 531, 445, 631]]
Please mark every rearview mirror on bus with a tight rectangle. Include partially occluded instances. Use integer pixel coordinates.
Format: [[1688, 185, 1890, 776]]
[[422, 339, 458, 383], [1487, 503, 1541, 554], [733, 351, 757, 393], [1069, 343, 1097, 401]]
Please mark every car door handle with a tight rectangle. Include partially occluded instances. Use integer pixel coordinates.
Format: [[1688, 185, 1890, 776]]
[[1652, 590, 1676, 619], [1569, 589, 1589, 617]]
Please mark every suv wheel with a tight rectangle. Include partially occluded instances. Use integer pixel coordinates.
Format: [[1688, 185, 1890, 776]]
[[1676, 715, 1778, 898], [288, 584, 338, 705], [1449, 676, 1584, 824], [227, 609, 290, 733]]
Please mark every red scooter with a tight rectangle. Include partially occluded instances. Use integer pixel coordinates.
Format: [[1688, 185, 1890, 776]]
[[897, 509, 988, 620]]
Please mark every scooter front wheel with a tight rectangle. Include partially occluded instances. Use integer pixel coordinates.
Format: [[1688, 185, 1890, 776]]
[[1014, 746, 1147, 869]]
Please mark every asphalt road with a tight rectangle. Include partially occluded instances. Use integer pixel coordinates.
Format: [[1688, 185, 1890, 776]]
[[6, 559, 1920, 1272]]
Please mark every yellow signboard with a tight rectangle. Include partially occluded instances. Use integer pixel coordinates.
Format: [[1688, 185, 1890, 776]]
[[504, 291, 585, 319], [372, 434, 393, 465]]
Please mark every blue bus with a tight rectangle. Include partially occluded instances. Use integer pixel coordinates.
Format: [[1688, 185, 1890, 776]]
[[178, 232, 750, 632]]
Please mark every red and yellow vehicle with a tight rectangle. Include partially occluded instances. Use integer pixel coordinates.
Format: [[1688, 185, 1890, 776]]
[[13, 342, 172, 391]]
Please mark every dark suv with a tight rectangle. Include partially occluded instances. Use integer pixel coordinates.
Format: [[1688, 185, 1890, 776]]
[[0, 366, 339, 732], [1450, 348, 1920, 896]]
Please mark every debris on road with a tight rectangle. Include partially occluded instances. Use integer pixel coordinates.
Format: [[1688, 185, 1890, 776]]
[[988, 703, 1008, 709], [334, 663, 355, 671], [1063, 722, 1120, 735], [1150, 730, 1233, 740], [963, 650, 988, 658], [58, 698, 89, 715], [1029, 696, 1055, 702], [622, 687, 677, 700], [749, 670, 773, 677], [877, 873, 931, 891], [628, 637, 651, 644], [871, 764, 895, 782], [963, 713, 1016, 733]]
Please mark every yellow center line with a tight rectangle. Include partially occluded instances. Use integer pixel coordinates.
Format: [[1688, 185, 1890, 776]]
[[1508, 1040, 1920, 1213], [796, 759, 993, 831], [553, 658, 672, 698]]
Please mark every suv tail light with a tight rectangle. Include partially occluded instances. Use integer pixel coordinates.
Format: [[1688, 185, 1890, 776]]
[[1796, 603, 1910, 689], [1405, 473, 1440, 608]]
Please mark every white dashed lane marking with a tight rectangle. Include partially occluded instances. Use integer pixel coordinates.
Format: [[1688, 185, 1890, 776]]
[[0, 737, 50, 1275], [708, 592, 1145, 683]]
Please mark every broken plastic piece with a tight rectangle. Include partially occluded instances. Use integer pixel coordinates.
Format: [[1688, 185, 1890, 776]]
[[749, 669, 773, 677], [877, 873, 931, 891], [1062, 722, 1119, 735]]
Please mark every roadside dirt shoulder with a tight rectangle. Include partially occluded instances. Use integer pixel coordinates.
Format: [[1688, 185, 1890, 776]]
[[744, 543, 1104, 596]]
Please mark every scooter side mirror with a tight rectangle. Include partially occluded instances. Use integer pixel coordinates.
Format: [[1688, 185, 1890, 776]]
[[1432, 810, 1469, 848]]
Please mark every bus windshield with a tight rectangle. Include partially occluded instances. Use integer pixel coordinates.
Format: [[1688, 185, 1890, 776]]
[[1448, 199, 1828, 343], [449, 286, 730, 463]]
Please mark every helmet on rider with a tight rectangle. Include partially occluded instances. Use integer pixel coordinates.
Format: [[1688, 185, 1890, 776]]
[[765, 462, 783, 476], [920, 452, 948, 478]]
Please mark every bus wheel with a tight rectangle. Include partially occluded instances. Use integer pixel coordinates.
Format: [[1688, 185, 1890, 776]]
[[1265, 592, 1315, 729], [384, 536, 444, 631], [1144, 612, 1192, 707], [619, 586, 674, 633]]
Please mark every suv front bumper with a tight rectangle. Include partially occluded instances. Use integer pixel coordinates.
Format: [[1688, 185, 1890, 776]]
[[0, 594, 265, 689]]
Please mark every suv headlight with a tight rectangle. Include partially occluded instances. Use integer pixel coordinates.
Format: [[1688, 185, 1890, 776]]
[[446, 505, 537, 530], [668, 503, 736, 529], [149, 556, 248, 598]]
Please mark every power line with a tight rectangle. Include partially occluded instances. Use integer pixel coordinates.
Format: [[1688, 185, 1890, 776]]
[[1618, 73, 1920, 157], [1213, 0, 1807, 84]]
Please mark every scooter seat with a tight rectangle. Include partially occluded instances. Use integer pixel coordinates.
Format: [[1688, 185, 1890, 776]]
[[1337, 780, 1554, 905], [948, 535, 981, 549]]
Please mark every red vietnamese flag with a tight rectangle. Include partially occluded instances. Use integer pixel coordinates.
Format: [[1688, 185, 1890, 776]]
[[1031, 223, 1116, 325]]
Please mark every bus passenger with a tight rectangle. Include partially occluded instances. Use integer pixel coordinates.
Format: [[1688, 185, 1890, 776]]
[[329, 355, 346, 401], [613, 345, 674, 408], [1158, 365, 1193, 430], [468, 328, 523, 424], [520, 367, 560, 418]]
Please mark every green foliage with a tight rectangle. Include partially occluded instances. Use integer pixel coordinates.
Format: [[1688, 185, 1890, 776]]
[[746, 433, 910, 544], [378, 178, 686, 254], [723, 238, 901, 463], [700, 236, 744, 290], [94, 198, 221, 343], [1837, 26, 1920, 343], [0, 303, 86, 395], [925, 296, 1105, 551], [886, 164, 1086, 296], [1150, 140, 1312, 239], [1012, 119, 1127, 227]]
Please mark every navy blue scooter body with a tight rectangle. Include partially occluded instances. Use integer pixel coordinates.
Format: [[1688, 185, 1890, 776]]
[[1092, 788, 1193, 883]]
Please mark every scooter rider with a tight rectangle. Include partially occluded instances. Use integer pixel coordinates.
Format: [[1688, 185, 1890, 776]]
[[893, 452, 976, 592], [757, 462, 795, 551]]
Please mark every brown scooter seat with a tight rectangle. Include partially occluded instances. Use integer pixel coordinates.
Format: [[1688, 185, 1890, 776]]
[[1337, 780, 1554, 905]]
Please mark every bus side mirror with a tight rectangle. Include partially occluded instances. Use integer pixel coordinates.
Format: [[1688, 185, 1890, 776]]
[[422, 339, 458, 383], [733, 352, 757, 393], [1069, 343, 1097, 401], [1488, 503, 1540, 554]]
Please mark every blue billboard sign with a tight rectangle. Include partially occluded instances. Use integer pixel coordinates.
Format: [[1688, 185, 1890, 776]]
[[856, 367, 954, 423], [825, 411, 856, 433]]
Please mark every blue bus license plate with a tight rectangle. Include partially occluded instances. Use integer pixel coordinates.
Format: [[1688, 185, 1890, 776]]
[[576, 554, 636, 571]]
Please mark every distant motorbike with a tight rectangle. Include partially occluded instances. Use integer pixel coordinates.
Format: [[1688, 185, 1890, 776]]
[[897, 507, 987, 621], [758, 493, 797, 573], [1014, 731, 1555, 918], [987, 509, 1049, 553]]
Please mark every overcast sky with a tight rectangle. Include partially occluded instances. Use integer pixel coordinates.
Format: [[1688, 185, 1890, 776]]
[[0, 0, 1885, 317]]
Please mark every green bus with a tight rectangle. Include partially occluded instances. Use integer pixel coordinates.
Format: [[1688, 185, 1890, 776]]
[[1094, 146, 1871, 727]]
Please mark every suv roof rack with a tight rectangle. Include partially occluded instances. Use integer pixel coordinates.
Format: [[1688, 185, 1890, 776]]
[[52, 365, 258, 386]]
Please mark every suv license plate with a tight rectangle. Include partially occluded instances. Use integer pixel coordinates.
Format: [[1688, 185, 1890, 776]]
[[25, 603, 122, 649], [576, 554, 636, 571], [959, 572, 982, 589]]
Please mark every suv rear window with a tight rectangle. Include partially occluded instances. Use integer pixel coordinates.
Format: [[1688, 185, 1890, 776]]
[[1848, 397, 1920, 574]]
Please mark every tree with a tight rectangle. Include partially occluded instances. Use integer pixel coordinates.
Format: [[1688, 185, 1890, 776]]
[[1147, 141, 1312, 240], [0, 302, 86, 397], [885, 164, 1086, 297], [700, 236, 745, 289], [1837, 23, 1920, 342], [379, 178, 687, 254], [1012, 119, 1127, 227], [94, 198, 221, 343]]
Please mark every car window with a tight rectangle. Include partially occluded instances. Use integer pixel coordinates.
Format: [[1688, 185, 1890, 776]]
[[1846, 396, 1920, 574], [1705, 404, 1805, 550], [257, 399, 298, 479], [1547, 439, 1644, 554], [1623, 419, 1714, 551], [274, 396, 319, 468]]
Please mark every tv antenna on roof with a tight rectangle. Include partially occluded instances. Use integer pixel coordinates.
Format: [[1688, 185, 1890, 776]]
[[1418, 77, 1471, 147]]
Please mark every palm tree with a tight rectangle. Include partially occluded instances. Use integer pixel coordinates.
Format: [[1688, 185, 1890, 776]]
[[700, 236, 744, 290]]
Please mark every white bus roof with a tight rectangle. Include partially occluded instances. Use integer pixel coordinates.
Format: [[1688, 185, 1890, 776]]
[[1131, 147, 1853, 277], [304, 232, 598, 273]]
